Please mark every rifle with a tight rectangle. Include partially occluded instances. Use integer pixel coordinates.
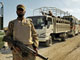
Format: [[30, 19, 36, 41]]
[[2, 36, 48, 60]]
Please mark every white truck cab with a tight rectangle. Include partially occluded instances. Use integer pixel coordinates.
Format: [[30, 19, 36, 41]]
[[28, 15, 53, 46]]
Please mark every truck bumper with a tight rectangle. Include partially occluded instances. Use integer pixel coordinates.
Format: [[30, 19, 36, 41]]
[[38, 37, 49, 42]]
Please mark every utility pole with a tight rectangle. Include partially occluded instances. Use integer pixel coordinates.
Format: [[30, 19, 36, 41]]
[[0, 2, 3, 30]]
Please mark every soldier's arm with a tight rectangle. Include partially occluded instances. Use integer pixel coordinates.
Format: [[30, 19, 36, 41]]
[[5, 21, 14, 49], [30, 20, 39, 48], [5, 21, 14, 36]]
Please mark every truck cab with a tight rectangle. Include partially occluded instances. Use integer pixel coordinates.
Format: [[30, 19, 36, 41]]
[[27, 15, 53, 46]]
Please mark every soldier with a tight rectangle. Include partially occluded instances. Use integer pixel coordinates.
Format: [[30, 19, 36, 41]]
[[41, 10, 55, 17], [48, 11, 55, 17], [5, 4, 39, 60]]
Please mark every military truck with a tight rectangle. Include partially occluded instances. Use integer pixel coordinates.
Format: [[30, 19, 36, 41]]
[[27, 7, 72, 46], [63, 15, 79, 36]]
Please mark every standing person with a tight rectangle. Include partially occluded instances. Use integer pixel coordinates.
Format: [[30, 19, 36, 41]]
[[41, 10, 55, 17], [48, 11, 55, 17], [5, 4, 39, 60]]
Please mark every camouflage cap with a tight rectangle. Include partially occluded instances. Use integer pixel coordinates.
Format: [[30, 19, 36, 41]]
[[17, 4, 26, 11]]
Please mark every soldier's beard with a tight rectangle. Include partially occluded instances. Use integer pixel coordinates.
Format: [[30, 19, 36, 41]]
[[17, 14, 24, 17]]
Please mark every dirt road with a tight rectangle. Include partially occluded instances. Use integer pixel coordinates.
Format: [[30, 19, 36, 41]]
[[0, 34, 80, 60]]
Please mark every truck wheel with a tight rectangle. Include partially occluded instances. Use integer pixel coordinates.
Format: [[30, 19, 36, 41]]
[[45, 40, 50, 47], [72, 31, 75, 37], [49, 36, 53, 46], [61, 33, 66, 41], [61, 37, 65, 41], [45, 36, 52, 47]]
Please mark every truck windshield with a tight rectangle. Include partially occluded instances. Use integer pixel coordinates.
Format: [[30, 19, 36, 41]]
[[28, 16, 45, 29]]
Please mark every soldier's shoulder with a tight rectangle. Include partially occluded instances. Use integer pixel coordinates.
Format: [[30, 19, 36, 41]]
[[26, 18, 32, 22], [9, 19, 17, 24]]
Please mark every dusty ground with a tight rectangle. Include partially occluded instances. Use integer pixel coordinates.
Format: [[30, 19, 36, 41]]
[[0, 34, 80, 60]]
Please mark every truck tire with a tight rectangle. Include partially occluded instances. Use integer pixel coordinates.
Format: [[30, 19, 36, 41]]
[[61, 33, 66, 41], [61, 37, 65, 41], [72, 31, 75, 37], [45, 36, 52, 47]]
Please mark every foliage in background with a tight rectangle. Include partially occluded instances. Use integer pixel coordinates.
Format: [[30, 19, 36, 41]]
[[0, 31, 5, 48]]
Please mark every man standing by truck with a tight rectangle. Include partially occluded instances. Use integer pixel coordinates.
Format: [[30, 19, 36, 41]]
[[5, 4, 39, 60]]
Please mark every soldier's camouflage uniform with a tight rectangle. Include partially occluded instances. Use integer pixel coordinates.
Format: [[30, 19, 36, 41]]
[[6, 15, 39, 60]]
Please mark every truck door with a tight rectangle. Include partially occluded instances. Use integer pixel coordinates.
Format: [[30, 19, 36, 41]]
[[47, 17, 53, 34]]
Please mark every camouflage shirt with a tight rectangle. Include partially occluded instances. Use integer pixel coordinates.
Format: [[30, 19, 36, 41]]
[[6, 17, 39, 48]]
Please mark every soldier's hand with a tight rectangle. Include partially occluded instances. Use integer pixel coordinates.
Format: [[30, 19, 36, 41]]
[[34, 48, 38, 56], [15, 47, 21, 52]]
